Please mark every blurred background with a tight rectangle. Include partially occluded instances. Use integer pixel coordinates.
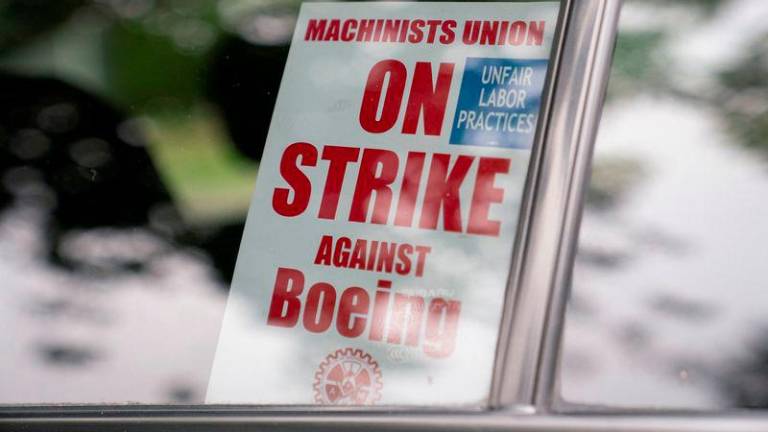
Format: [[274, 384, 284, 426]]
[[1, 0, 768, 411], [560, 0, 768, 411], [0, 0, 297, 404]]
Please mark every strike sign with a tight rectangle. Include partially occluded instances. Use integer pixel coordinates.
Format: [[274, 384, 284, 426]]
[[207, 1, 559, 406]]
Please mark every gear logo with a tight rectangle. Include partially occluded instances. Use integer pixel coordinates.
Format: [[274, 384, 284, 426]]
[[313, 348, 383, 405]]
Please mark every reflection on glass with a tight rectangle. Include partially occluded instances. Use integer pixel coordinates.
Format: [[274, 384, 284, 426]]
[[0, 0, 555, 406], [0, 0, 291, 404], [560, 0, 768, 410]]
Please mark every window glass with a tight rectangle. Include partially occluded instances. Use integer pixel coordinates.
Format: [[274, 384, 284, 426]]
[[0, 0, 561, 406], [560, 0, 768, 410], [0, 0, 273, 405]]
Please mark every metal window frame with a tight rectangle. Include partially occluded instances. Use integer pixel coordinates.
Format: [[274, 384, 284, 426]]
[[488, 0, 616, 411], [490, 0, 624, 412], [4, 0, 768, 431]]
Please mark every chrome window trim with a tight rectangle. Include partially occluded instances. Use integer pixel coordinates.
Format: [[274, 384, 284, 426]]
[[3, 409, 768, 431], [490, 0, 621, 411]]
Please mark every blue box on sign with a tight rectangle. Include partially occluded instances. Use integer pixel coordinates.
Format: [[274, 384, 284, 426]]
[[450, 57, 549, 149]]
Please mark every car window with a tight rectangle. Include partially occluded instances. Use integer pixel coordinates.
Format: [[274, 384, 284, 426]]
[[0, 0, 564, 406], [559, 0, 768, 410]]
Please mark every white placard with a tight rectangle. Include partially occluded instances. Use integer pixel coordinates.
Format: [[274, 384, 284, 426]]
[[207, 1, 559, 406]]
